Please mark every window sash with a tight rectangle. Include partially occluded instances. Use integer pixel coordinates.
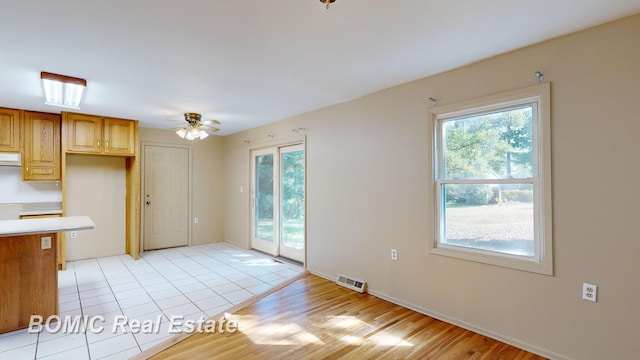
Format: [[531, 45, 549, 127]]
[[436, 102, 539, 181], [436, 181, 539, 258]]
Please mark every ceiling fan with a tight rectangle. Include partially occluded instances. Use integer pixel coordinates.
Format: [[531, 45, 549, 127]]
[[320, 0, 336, 9], [173, 113, 220, 140]]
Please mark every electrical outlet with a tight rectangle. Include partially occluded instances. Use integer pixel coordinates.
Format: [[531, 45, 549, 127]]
[[194, 217, 199, 224], [70, 231, 77, 239], [41, 236, 52, 250], [391, 249, 398, 261], [582, 283, 597, 302]]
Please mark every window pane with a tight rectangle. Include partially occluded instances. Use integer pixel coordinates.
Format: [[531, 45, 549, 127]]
[[281, 150, 305, 250], [443, 183, 534, 257], [443, 106, 533, 180], [255, 154, 274, 242]]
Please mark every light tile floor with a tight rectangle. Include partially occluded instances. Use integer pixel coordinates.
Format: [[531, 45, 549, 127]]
[[0, 242, 304, 360]]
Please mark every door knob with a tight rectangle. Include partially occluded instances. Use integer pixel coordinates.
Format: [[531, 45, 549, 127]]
[[146, 201, 151, 205]]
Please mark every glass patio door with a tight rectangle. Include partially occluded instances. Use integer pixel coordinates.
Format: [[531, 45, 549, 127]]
[[278, 145, 305, 262], [251, 148, 278, 255], [251, 144, 305, 263]]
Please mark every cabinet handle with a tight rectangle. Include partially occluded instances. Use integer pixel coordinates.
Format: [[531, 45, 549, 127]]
[[26, 167, 29, 174], [97, 140, 100, 147], [106, 140, 109, 149]]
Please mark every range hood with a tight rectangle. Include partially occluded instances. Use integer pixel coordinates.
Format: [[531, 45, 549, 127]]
[[0, 152, 21, 166]]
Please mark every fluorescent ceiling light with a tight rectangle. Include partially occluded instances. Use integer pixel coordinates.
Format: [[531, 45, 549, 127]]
[[41, 72, 87, 109]]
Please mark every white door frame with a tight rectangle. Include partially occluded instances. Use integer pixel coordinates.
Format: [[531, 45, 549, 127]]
[[249, 141, 306, 264], [140, 142, 192, 253]]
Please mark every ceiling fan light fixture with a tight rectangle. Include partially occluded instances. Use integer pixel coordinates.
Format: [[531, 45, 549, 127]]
[[175, 128, 187, 138], [175, 112, 220, 141], [184, 129, 196, 140]]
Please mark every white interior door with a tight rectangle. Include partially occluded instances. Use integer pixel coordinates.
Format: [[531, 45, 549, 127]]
[[143, 145, 190, 250], [251, 145, 305, 263]]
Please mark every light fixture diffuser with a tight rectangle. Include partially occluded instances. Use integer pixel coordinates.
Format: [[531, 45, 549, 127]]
[[41, 72, 87, 109]]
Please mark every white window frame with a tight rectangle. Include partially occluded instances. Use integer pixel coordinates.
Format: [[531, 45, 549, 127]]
[[430, 83, 553, 275]]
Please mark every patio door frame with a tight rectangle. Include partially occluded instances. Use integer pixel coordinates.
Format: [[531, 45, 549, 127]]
[[250, 140, 306, 264]]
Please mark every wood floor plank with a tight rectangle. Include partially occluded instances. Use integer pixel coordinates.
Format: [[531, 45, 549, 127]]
[[141, 274, 547, 360]]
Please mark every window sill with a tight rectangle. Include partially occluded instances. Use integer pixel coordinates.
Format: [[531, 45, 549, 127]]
[[430, 244, 553, 276]]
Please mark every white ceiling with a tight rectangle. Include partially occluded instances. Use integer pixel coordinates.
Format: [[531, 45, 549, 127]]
[[1, 1, 638, 135]]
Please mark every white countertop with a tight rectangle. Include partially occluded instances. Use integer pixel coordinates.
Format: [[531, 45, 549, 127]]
[[0, 216, 95, 237]]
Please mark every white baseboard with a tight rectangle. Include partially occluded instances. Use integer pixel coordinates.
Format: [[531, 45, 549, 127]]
[[308, 270, 571, 360]]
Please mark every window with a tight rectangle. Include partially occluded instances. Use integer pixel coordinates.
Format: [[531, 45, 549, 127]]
[[431, 84, 552, 275]]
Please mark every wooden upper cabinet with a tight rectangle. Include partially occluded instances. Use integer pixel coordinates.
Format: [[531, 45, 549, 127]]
[[65, 113, 102, 153], [0, 107, 21, 152], [104, 118, 135, 155], [64, 112, 136, 156], [22, 111, 61, 181]]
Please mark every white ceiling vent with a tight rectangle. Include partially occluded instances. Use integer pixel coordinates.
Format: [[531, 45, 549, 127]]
[[336, 274, 366, 293]]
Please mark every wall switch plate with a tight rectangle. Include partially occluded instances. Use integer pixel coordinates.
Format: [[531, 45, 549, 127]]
[[194, 217, 199, 224], [41, 236, 52, 250], [582, 283, 597, 302], [70, 231, 77, 239], [391, 249, 398, 261]]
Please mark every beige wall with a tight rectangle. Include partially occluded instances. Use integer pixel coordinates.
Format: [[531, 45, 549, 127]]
[[139, 127, 225, 247], [222, 14, 640, 360], [64, 128, 225, 260], [66, 155, 126, 260]]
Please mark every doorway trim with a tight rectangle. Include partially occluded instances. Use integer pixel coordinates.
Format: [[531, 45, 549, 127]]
[[140, 141, 193, 253]]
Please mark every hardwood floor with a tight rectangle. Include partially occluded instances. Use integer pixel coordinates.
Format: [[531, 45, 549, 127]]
[[140, 274, 546, 360]]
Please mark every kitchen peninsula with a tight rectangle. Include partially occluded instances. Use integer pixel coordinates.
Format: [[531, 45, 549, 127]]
[[0, 216, 94, 333]]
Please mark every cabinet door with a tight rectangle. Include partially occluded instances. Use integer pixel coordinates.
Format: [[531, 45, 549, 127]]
[[66, 113, 103, 153], [23, 112, 61, 181], [0, 233, 58, 333], [104, 118, 135, 156], [0, 107, 20, 152]]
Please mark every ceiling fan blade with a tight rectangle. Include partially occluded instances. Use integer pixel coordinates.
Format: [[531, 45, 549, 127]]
[[200, 125, 219, 132], [202, 119, 220, 125], [163, 119, 185, 129]]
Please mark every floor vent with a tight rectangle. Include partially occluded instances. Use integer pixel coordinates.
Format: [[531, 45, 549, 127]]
[[336, 274, 366, 293]]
